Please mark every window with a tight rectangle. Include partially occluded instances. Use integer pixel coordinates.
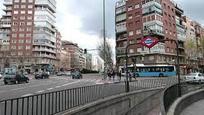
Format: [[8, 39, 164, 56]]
[[27, 27, 32, 31], [12, 28, 18, 32], [14, 5, 19, 8], [28, 0, 33, 3], [136, 29, 141, 34], [18, 39, 24, 43], [28, 10, 33, 14], [13, 16, 18, 20], [26, 46, 31, 50], [129, 31, 134, 36], [129, 49, 134, 53], [21, 10, 26, 14], [21, 0, 26, 3], [128, 6, 133, 11], [19, 28, 25, 31], [11, 52, 16, 56], [11, 40, 16, 43], [128, 14, 133, 19], [21, 5, 26, 9], [135, 4, 140, 9], [18, 52, 23, 56], [14, 11, 19, 14], [27, 22, 32, 26], [14, 0, 19, 3], [26, 40, 31, 43], [28, 5, 33, 9], [27, 16, 32, 20], [11, 46, 16, 49], [26, 34, 32, 37], [18, 46, 23, 50], [19, 34, 25, 38], [20, 22, 25, 26], [12, 34, 17, 38], [20, 16, 25, 20]]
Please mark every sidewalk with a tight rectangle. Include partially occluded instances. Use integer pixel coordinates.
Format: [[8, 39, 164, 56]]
[[146, 105, 161, 115]]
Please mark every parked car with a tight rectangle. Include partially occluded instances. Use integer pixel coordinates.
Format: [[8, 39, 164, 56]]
[[71, 70, 82, 79], [35, 72, 49, 79], [0, 73, 2, 79], [3, 73, 29, 85], [185, 72, 204, 83]]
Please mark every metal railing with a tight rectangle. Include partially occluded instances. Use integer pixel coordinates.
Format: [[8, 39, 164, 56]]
[[0, 77, 178, 115], [161, 82, 204, 115]]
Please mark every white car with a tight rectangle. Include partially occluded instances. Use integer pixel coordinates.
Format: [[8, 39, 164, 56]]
[[185, 73, 204, 83]]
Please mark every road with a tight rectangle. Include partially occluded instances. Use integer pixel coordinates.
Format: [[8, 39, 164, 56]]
[[0, 74, 180, 115], [0, 74, 111, 100]]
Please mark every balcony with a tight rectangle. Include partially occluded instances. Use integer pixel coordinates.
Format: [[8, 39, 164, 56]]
[[4, 0, 12, 5], [33, 47, 56, 54], [116, 22, 127, 33], [142, 0, 162, 9], [1, 18, 11, 22], [116, 13, 126, 23], [35, 0, 56, 13], [0, 23, 11, 28], [3, 7, 12, 11], [116, 6, 126, 15], [116, 0, 126, 8]]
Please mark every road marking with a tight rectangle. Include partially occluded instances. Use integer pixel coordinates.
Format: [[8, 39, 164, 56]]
[[21, 93, 33, 97], [61, 80, 81, 87], [55, 86, 61, 88], [36, 90, 45, 93], [47, 88, 53, 90]]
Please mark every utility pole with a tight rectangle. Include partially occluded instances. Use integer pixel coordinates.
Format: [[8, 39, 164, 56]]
[[103, 0, 106, 79]]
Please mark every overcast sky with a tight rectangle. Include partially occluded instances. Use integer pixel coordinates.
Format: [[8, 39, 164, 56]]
[[0, 0, 203, 50]]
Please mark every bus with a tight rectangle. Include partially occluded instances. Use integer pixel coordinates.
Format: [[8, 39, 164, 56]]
[[119, 64, 176, 77]]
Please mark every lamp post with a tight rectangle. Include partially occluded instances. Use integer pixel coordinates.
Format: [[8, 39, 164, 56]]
[[103, 0, 106, 79]]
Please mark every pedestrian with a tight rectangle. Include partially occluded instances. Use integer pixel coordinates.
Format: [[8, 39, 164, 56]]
[[118, 70, 122, 81], [112, 70, 115, 80]]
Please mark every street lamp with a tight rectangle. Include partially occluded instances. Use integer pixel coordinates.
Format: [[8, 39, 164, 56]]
[[103, 0, 106, 79]]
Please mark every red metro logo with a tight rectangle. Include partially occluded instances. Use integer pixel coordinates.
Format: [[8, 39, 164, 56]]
[[140, 37, 158, 48]]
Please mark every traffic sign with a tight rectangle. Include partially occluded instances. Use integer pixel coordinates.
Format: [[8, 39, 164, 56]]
[[140, 37, 158, 48]]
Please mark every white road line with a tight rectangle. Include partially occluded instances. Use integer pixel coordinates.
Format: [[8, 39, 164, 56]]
[[55, 86, 61, 88], [36, 90, 45, 93], [21, 93, 33, 97], [61, 80, 82, 87], [47, 88, 53, 90]]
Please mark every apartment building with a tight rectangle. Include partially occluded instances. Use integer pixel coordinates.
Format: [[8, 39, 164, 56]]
[[0, 0, 59, 73], [115, 0, 204, 74]]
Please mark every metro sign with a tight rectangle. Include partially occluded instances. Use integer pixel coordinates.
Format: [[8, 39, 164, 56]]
[[140, 37, 158, 48]]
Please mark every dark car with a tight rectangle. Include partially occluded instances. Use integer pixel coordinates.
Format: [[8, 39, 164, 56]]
[[35, 72, 49, 79], [3, 73, 29, 85], [71, 70, 82, 79]]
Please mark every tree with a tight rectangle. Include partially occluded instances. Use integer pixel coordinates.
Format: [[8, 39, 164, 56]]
[[200, 37, 204, 58], [184, 38, 197, 58], [97, 40, 113, 68]]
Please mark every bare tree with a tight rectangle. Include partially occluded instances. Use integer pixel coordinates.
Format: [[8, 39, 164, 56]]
[[97, 40, 113, 68], [185, 38, 197, 58]]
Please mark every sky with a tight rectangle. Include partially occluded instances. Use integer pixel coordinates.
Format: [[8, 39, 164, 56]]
[[0, 0, 204, 54]]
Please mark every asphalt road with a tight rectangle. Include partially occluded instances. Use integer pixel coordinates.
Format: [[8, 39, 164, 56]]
[[0, 74, 107, 100], [0, 74, 182, 115]]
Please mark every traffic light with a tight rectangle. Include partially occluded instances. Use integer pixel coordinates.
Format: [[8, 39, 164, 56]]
[[84, 49, 87, 54]]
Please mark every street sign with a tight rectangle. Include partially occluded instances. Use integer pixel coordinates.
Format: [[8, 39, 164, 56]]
[[140, 37, 158, 48]]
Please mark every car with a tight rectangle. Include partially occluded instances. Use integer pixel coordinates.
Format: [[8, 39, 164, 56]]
[[71, 70, 82, 79], [0, 73, 2, 79], [185, 72, 204, 83], [35, 72, 49, 79], [3, 73, 29, 85], [57, 72, 64, 76]]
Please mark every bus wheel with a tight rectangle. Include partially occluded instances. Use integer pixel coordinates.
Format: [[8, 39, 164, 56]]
[[159, 73, 164, 77]]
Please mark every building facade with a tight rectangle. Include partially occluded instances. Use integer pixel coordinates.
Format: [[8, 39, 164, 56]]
[[115, 0, 204, 74], [0, 0, 59, 73]]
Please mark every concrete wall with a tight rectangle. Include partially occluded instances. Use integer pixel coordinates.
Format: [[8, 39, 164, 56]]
[[59, 88, 163, 115], [167, 89, 204, 115]]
